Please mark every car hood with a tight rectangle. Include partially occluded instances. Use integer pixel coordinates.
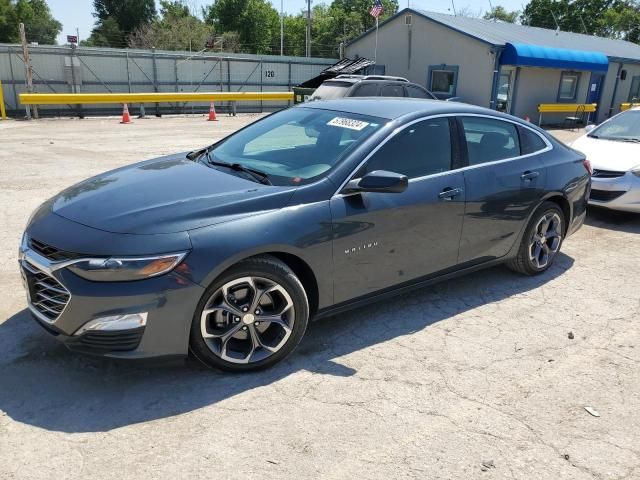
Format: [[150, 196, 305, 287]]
[[51, 153, 296, 234], [571, 135, 640, 171]]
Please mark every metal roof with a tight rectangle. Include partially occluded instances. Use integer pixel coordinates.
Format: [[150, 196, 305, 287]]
[[348, 8, 640, 62]]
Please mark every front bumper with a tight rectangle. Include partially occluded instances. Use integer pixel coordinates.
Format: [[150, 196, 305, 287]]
[[589, 172, 640, 213], [19, 241, 205, 359]]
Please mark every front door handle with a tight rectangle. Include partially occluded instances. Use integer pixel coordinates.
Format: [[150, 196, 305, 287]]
[[438, 187, 463, 200], [521, 171, 540, 182]]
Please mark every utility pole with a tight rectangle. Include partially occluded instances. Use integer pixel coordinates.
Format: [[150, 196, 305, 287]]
[[306, 0, 311, 57], [19, 23, 37, 119], [280, 0, 284, 56]]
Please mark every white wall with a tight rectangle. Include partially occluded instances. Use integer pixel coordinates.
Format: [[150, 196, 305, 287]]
[[345, 14, 496, 107], [512, 67, 592, 124]]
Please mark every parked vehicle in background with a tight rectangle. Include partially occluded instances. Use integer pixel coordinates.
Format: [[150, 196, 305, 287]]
[[309, 75, 438, 101], [571, 107, 640, 213], [19, 99, 590, 372]]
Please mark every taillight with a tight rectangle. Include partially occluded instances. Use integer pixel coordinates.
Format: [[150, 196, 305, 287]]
[[583, 158, 593, 175]]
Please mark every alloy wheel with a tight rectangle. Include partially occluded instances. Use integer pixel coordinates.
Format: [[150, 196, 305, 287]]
[[200, 276, 295, 364], [528, 212, 562, 269]]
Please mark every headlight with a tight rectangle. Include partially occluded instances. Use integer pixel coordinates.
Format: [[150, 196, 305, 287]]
[[68, 252, 188, 282], [632, 165, 640, 177]]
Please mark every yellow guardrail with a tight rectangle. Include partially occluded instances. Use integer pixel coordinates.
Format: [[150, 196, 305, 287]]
[[537, 103, 598, 113], [19, 91, 294, 105], [620, 103, 640, 111], [537, 103, 597, 126], [0, 80, 6, 120]]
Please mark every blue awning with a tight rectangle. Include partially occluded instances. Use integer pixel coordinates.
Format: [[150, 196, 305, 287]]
[[500, 43, 609, 72]]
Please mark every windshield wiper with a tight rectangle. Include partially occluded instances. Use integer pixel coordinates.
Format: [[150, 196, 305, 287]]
[[617, 138, 640, 143], [206, 155, 272, 185], [186, 147, 272, 185]]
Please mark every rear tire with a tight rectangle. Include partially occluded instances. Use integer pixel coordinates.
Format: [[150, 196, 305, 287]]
[[190, 256, 309, 372], [507, 202, 565, 276]]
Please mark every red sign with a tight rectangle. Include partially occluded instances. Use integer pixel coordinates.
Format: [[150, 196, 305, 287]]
[[67, 35, 78, 44]]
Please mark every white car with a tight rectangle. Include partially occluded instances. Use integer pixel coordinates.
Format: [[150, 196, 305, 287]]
[[571, 108, 640, 213]]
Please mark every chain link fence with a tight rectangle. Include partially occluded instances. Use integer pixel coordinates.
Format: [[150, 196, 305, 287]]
[[0, 44, 336, 117]]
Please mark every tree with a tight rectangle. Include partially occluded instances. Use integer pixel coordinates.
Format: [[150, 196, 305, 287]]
[[85, 0, 156, 47], [455, 6, 482, 18], [204, 0, 280, 54], [0, 0, 18, 42], [129, 0, 212, 50], [521, 0, 640, 43], [0, 0, 61, 44], [483, 5, 519, 23]]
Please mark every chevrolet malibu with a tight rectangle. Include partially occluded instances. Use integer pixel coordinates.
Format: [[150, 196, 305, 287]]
[[19, 99, 590, 371]]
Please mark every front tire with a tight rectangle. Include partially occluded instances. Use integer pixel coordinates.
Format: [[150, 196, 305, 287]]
[[507, 202, 565, 276], [190, 256, 309, 372]]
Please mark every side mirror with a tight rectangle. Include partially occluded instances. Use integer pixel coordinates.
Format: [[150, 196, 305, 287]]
[[584, 124, 596, 133], [342, 170, 408, 195]]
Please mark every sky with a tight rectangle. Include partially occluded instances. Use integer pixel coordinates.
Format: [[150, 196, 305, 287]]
[[49, 0, 527, 45]]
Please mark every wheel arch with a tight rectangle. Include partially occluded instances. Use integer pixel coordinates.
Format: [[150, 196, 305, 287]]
[[199, 247, 321, 317], [507, 192, 572, 258]]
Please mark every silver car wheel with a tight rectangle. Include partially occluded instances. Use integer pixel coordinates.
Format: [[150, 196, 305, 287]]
[[528, 212, 562, 269], [200, 276, 295, 364]]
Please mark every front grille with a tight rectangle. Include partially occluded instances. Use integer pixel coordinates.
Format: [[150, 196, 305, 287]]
[[76, 328, 144, 352], [589, 189, 627, 202], [29, 238, 82, 262], [21, 261, 70, 322], [592, 169, 626, 179]]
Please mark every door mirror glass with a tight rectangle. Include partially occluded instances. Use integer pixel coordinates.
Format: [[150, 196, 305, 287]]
[[584, 124, 596, 133], [343, 170, 408, 194]]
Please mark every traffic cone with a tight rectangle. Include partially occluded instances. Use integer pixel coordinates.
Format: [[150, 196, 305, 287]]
[[120, 103, 132, 124], [207, 102, 218, 121]]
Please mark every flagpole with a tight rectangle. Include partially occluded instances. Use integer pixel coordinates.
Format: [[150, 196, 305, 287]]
[[374, 16, 379, 65]]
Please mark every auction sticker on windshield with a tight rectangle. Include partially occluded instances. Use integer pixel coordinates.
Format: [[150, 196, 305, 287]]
[[327, 117, 370, 131]]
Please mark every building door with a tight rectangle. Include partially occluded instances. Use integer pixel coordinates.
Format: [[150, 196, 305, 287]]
[[587, 72, 605, 122], [496, 70, 513, 113]]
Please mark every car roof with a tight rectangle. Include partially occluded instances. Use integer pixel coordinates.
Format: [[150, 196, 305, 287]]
[[298, 98, 502, 121]]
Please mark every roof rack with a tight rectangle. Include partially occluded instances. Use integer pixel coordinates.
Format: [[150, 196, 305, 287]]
[[335, 74, 409, 82]]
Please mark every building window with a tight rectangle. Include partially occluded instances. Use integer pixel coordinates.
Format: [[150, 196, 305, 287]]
[[558, 71, 580, 101], [428, 65, 459, 98], [628, 76, 640, 102]]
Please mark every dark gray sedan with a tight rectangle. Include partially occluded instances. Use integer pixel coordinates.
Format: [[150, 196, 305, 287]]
[[19, 99, 590, 371]]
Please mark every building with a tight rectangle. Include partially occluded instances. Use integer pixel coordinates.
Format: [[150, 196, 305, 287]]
[[345, 9, 640, 124]]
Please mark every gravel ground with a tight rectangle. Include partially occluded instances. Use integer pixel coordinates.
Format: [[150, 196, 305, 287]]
[[0, 115, 639, 480]]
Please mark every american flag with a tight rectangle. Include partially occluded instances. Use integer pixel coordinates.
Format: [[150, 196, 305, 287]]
[[369, 0, 383, 18]]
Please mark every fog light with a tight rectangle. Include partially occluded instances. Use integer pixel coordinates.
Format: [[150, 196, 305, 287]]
[[74, 312, 148, 336]]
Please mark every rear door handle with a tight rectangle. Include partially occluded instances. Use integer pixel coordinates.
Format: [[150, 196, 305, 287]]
[[521, 171, 540, 181], [438, 187, 463, 200]]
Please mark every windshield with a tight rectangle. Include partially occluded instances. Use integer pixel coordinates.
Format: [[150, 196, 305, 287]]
[[589, 110, 640, 141], [309, 81, 352, 100], [208, 107, 385, 186]]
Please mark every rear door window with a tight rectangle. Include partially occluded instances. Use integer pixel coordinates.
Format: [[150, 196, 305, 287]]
[[351, 83, 380, 97], [380, 84, 405, 97], [461, 117, 520, 165]]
